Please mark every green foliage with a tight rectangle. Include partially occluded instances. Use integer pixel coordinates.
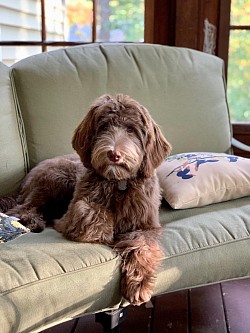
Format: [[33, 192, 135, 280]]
[[227, 1, 250, 122], [227, 30, 250, 122], [66, 0, 144, 42], [97, 0, 144, 42], [230, 0, 250, 25], [109, 0, 144, 41]]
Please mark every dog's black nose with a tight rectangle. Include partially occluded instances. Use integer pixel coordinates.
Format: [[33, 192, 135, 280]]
[[107, 150, 121, 162]]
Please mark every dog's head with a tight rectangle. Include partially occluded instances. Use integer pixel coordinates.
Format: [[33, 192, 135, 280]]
[[72, 94, 172, 180]]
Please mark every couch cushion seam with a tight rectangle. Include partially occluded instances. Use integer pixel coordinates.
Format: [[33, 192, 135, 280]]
[[176, 192, 250, 207], [0, 255, 121, 295], [164, 234, 250, 259], [10, 69, 30, 173]]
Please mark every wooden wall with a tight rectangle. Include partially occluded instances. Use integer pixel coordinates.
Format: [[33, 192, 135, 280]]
[[145, 0, 230, 68], [145, 0, 250, 158]]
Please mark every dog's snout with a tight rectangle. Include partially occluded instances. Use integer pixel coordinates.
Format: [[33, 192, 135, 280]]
[[107, 150, 121, 162]]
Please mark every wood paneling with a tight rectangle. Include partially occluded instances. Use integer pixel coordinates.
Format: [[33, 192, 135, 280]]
[[145, 0, 231, 66], [217, 0, 231, 77], [175, 0, 199, 49], [145, 0, 176, 45], [175, 0, 220, 53]]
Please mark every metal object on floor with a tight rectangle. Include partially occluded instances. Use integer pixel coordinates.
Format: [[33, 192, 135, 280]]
[[95, 308, 127, 333]]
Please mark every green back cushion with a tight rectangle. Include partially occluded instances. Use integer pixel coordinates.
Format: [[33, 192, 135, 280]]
[[12, 44, 231, 167]]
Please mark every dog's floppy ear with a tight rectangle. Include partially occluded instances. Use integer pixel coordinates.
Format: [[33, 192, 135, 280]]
[[72, 94, 112, 168], [139, 109, 172, 178]]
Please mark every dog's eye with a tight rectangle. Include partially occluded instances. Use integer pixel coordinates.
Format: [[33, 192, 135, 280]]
[[98, 124, 109, 132], [126, 127, 134, 133], [140, 128, 147, 137]]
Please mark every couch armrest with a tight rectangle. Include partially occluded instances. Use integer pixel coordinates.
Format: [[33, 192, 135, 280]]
[[232, 137, 250, 152]]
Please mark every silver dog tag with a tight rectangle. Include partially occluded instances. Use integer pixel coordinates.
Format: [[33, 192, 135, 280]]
[[118, 180, 127, 190]]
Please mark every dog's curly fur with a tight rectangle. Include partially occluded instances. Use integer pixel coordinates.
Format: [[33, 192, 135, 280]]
[[0, 94, 171, 305]]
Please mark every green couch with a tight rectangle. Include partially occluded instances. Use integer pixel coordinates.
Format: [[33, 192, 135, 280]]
[[0, 43, 249, 333]]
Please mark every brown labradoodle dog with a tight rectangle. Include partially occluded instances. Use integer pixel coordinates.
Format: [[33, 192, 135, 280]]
[[0, 94, 171, 305]]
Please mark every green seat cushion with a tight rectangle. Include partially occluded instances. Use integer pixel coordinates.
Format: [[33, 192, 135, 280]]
[[1, 197, 249, 332], [0, 229, 122, 332], [155, 196, 250, 295]]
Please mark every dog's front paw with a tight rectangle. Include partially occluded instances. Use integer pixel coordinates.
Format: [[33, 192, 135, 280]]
[[121, 276, 154, 306], [53, 218, 64, 233]]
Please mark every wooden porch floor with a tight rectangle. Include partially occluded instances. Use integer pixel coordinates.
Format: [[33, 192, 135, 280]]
[[41, 278, 250, 333]]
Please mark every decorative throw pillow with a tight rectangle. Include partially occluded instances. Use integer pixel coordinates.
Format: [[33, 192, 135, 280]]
[[157, 152, 250, 209], [0, 213, 30, 243]]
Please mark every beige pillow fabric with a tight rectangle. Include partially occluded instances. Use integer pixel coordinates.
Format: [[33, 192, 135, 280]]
[[157, 152, 250, 209]]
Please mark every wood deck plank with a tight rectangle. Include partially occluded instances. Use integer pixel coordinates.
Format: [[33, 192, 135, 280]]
[[40, 319, 78, 333], [75, 315, 103, 333], [222, 278, 250, 333], [151, 290, 189, 333], [189, 284, 228, 333], [119, 303, 153, 333]]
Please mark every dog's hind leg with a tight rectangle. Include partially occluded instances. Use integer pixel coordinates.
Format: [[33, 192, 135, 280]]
[[7, 205, 45, 232], [6, 193, 47, 232], [0, 194, 45, 232], [0, 196, 18, 213], [114, 228, 163, 306], [5, 182, 57, 232]]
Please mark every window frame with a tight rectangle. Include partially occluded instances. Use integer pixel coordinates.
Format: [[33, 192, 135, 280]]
[[0, 0, 98, 51], [0, 0, 147, 51], [222, 0, 250, 151]]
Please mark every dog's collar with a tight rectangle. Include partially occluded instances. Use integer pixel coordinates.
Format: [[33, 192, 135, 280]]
[[117, 179, 127, 191], [93, 171, 128, 190]]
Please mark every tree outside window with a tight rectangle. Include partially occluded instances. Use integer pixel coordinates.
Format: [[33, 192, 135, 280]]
[[227, 0, 250, 122], [64, 0, 144, 42]]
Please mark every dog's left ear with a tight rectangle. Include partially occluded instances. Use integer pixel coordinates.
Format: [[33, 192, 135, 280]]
[[72, 95, 113, 168], [140, 115, 172, 178], [72, 110, 94, 168]]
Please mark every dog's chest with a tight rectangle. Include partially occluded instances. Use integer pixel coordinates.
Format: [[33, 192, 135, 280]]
[[83, 173, 158, 233], [111, 182, 155, 234]]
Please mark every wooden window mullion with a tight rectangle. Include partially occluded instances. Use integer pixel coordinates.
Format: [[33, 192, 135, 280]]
[[92, 0, 97, 42], [41, 0, 47, 52], [217, 0, 231, 79]]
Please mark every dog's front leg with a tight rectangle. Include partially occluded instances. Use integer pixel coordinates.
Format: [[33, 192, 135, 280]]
[[114, 228, 163, 306], [54, 199, 114, 244]]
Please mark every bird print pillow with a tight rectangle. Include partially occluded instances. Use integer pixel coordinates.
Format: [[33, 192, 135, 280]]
[[0, 213, 30, 243], [157, 152, 250, 209]]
